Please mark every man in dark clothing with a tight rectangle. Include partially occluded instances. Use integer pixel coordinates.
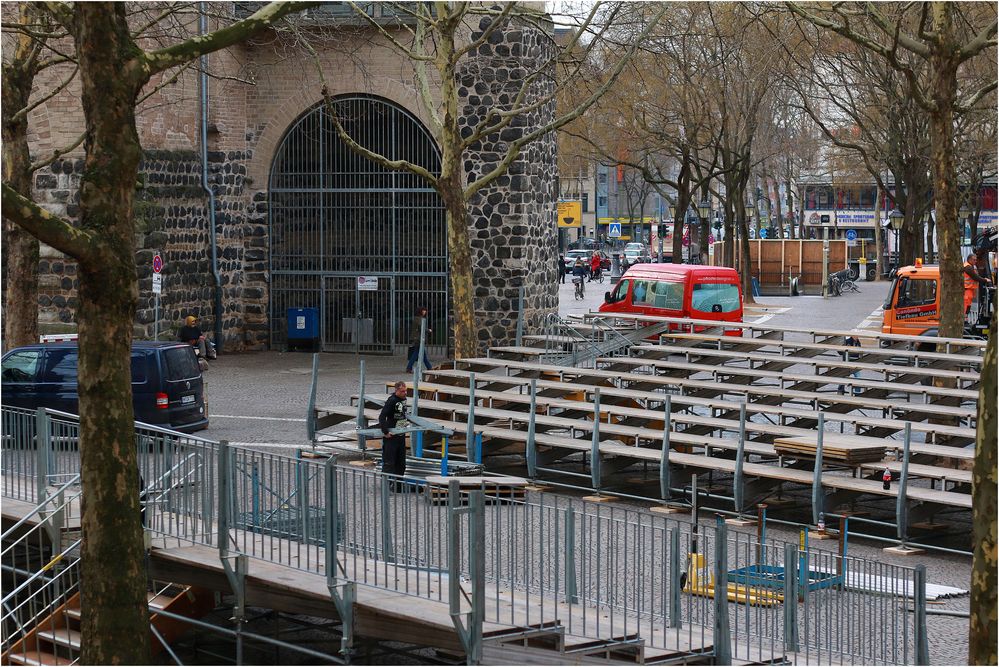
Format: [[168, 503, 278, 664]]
[[378, 381, 409, 490], [178, 315, 216, 360]]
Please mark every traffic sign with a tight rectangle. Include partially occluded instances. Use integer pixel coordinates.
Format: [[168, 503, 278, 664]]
[[845, 229, 857, 241], [152, 254, 163, 274], [152, 272, 163, 294], [759, 228, 769, 239], [608, 221, 622, 238]]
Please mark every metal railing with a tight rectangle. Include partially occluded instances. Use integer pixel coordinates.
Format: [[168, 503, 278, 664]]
[[1, 405, 930, 665], [1, 476, 83, 657]]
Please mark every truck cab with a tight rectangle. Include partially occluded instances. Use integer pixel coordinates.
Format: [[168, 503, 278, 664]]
[[882, 259, 994, 339]]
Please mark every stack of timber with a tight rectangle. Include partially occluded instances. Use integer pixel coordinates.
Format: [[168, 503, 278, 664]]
[[422, 475, 528, 505], [773, 435, 887, 464]]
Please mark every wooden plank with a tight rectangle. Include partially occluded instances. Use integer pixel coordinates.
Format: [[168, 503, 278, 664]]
[[631, 343, 980, 384], [328, 404, 972, 508], [602, 356, 978, 401], [657, 332, 982, 367], [450, 357, 977, 421], [582, 313, 987, 351], [419, 368, 976, 443]]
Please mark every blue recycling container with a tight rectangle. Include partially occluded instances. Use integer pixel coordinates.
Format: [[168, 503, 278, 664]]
[[751, 277, 761, 298], [287, 307, 319, 341]]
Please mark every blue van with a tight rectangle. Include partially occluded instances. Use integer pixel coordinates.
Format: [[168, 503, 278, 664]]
[[1, 342, 208, 432]]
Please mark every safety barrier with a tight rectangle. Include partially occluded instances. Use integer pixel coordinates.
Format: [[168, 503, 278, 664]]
[[1, 405, 929, 664]]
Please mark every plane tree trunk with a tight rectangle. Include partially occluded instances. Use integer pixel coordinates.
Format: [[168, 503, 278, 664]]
[[1, 4, 43, 348]]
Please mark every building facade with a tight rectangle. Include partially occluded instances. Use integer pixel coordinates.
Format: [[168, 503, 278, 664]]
[[18, 4, 560, 354]]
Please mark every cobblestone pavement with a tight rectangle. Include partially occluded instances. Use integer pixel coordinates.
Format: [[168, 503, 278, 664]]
[[201, 274, 971, 664]]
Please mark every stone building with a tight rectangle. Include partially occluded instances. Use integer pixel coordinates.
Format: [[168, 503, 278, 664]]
[[16, 3, 559, 354]]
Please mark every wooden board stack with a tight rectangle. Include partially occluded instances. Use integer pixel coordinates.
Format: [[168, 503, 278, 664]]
[[773, 435, 887, 465]]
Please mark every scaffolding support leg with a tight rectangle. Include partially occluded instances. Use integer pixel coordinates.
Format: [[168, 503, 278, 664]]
[[325, 459, 355, 660]]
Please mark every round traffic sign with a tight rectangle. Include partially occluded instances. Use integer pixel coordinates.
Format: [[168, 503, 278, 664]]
[[152, 254, 163, 274], [845, 229, 857, 241]]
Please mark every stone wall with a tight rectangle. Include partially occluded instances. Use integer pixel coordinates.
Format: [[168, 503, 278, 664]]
[[32, 150, 267, 349], [459, 12, 560, 351], [21, 14, 561, 355]]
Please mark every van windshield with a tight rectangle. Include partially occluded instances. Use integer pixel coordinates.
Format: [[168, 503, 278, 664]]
[[164, 347, 200, 381], [691, 283, 740, 313]]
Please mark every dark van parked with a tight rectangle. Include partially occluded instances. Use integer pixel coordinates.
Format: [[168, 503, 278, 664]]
[[1, 342, 208, 432]]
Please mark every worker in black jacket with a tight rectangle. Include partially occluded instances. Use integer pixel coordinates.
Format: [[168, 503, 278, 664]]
[[378, 380, 409, 490]]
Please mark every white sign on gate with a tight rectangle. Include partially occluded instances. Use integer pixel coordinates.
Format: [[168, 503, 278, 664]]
[[357, 276, 379, 291], [152, 272, 163, 294]]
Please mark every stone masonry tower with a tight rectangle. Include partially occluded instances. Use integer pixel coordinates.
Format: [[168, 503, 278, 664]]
[[459, 11, 560, 352]]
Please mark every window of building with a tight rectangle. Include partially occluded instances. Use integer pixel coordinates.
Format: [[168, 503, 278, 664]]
[[582, 193, 589, 212], [597, 195, 607, 209]]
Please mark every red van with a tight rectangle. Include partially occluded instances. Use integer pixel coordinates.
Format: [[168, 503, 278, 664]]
[[599, 264, 743, 325]]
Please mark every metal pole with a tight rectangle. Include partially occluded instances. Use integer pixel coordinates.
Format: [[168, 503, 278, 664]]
[[713, 516, 731, 665], [812, 412, 825, 527], [669, 528, 681, 628], [34, 408, 49, 505], [447, 479, 461, 615], [590, 388, 602, 490], [468, 490, 485, 664], [896, 422, 912, 548], [783, 543, 799, 652], [734, 400, 747, 516], [527, 379, 538, 479], [307, 353, 320, 444], [660, 395, 671, 501], [465, 372, 476, 462], [690, 474, 699, 554], [356, 359, 367, 452], [914, 564, 930, 666], [154, 292, 160, 340], [380, 477, 395, 563], [822, 226, 830, 298], [564, 508, 578, 604]]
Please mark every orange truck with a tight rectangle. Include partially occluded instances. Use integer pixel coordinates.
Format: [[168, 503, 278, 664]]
[[881, 259, 994, 339]]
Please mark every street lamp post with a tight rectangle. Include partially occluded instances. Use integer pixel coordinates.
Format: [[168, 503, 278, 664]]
[[888, 207, 904, 272], [697, 199, 711, 265], [741, 201, 755, 270]]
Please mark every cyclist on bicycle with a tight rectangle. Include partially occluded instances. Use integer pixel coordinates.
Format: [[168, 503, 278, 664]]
[[589, 253, 602, 282], [572, 259, 588, 298]]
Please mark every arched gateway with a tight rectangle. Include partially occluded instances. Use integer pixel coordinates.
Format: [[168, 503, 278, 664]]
[[268, 95, 447, 354]]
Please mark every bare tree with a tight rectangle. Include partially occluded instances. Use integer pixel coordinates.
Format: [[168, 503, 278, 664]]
[[1, 5, 80, 348], [0, 3, 313, 662], [290, 1, 664, 357], [786, 1, 998, 338]]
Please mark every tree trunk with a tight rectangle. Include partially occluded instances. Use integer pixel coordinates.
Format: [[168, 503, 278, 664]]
[[1, 4, 42, 348], [75, 5, 150, 663], [928, 4, 963, 340], [737, 212, 756, 305], [969, 309, 997, 664], [873, 185, 884, 280]]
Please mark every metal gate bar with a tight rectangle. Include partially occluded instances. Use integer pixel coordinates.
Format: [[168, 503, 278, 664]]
[[268, 96, 448, 354]]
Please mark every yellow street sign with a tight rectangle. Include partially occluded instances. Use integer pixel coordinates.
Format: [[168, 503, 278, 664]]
[[558, 201, 582, 228]]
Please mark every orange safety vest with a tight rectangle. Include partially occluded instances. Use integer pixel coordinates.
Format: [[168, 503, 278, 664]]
[[963, 262, 978, 292]]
